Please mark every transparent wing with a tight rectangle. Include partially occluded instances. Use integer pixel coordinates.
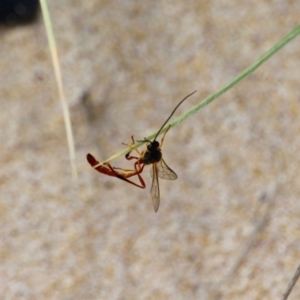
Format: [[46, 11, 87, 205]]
[[150, 163, 160, 212], [150, 159, 177, 180]]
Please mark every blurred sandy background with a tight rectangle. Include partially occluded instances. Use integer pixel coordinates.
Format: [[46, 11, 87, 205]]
[[1, 1, 300, 299]]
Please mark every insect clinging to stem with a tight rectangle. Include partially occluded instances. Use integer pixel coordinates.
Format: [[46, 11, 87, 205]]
[[87, 90, 197, 212]]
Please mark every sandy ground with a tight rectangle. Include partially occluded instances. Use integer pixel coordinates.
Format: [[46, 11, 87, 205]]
[[1, 1, 300, 299]]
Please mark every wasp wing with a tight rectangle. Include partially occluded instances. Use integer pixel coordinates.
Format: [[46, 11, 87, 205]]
[[150, 163, 160, 212], [150, 159, 177, 212], [150, 159, 177, 180]]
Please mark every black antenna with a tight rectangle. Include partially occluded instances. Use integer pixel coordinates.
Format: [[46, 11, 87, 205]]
[[153, 90, 197, 141]]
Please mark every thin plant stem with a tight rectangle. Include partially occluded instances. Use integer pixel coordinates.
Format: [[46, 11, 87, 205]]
[[40, 0, 77, 180], [99, 24, 300, 166], [281, 263, 300, 300]]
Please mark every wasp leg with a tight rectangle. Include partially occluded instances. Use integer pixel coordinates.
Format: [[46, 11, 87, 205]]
[[123, 135, 143, 160]]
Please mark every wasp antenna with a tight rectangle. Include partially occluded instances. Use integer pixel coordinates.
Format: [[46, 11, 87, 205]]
[[153, 90, 197, 141]]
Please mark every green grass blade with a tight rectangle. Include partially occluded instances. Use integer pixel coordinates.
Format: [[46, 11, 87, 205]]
[[99, 24, 300, 165], [40, 0, 77, 180]]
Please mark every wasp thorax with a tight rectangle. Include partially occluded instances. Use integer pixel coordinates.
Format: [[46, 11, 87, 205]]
[[143, 140, 162, 165]]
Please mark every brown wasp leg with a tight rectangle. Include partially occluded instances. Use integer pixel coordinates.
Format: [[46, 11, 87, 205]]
[[123, 135, 143, 161], [159, 124, 171, 148], [132, 159, 146, 188], [112, 162, 146, 189], [87, 153, 145, 188]]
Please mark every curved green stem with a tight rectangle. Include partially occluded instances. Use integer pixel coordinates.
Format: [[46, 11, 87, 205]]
[[101, 24, 300, 165], [40, 0, 77, 180]]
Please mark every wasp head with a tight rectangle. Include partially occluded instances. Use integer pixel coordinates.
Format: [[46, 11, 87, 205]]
[[147, 140, 160, 152]]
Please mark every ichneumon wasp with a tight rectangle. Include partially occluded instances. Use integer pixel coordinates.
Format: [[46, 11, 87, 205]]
[[87, 90, 196, 212]]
